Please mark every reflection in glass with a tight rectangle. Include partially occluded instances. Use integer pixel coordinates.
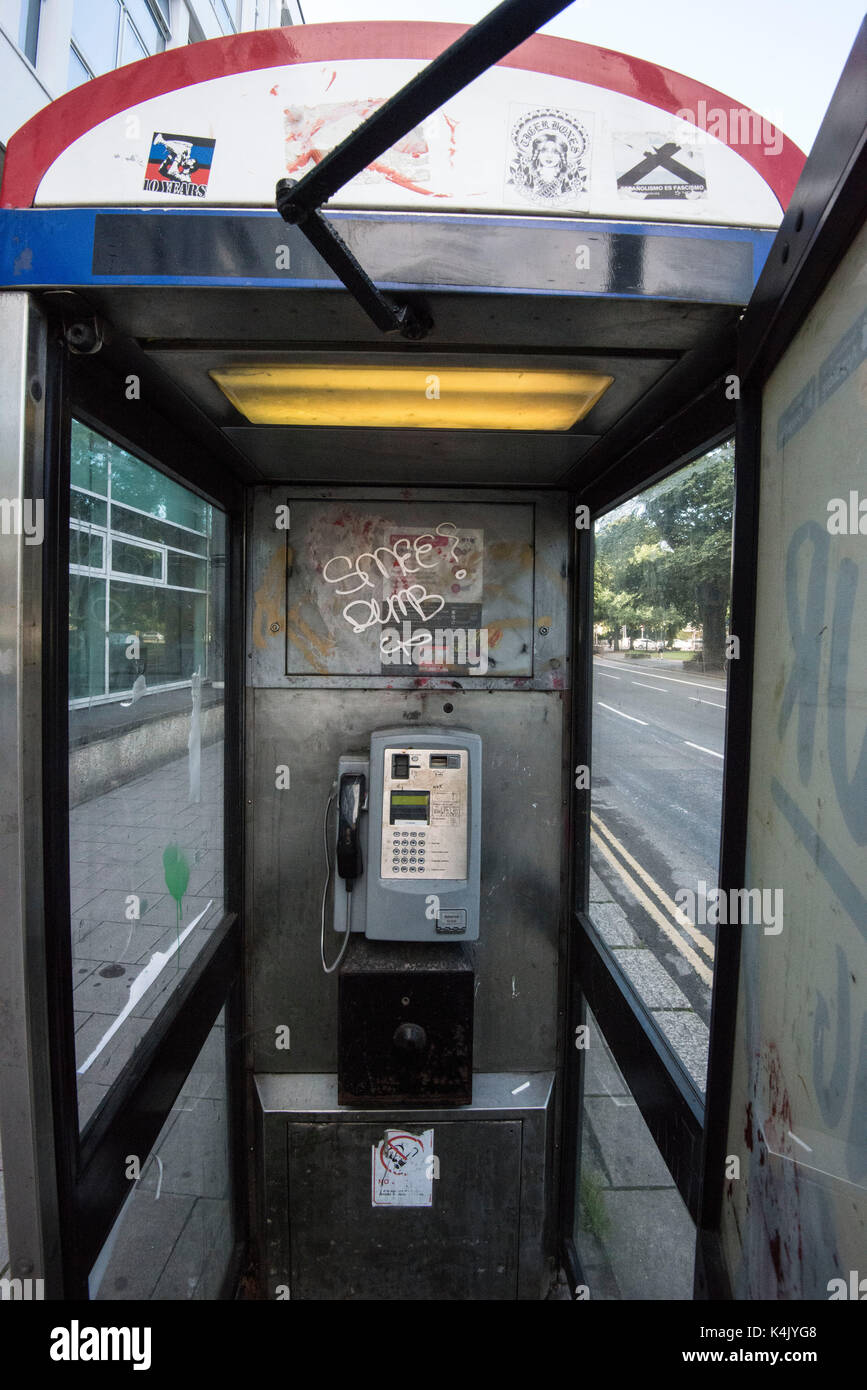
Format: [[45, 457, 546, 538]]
[[575, 1008, 695, 1299], [71, 0, 120, 76], [589, 444, 734, 1094], [89, 1010, 233, 1300], [69, 422, 226, 1132]]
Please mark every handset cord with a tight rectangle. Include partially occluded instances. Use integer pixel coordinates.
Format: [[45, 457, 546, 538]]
[[320, 790, 354, 975]]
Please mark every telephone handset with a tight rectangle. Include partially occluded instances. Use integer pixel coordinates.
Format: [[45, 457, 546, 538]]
[[336, 773, 365, 887], [330, 727, 481, 947]]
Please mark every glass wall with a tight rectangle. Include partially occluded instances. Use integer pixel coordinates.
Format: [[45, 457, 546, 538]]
[[588, 443, 734, 1095], [89, 1009, 233, 1299], [69, 422, 226, 1132], [574, 1006, 695, 1298], [70, 420, 216, 704]]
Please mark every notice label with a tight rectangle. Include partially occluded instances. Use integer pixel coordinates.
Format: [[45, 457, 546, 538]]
[[371, 1129, 435, 1207]]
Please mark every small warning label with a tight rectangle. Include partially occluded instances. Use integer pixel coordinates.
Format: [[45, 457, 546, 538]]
[[371, 1129, 435, 1207]]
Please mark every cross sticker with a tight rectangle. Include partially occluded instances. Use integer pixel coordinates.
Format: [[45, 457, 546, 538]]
[[617, 142, 707, 190]]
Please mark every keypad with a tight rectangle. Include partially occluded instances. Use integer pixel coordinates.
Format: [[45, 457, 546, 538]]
[[390, 829, 426, 872]]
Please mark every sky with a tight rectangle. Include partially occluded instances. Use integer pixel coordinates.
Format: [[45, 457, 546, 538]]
[[294, 0, 865, 155]]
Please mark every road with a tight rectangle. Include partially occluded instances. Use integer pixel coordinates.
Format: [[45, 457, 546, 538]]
[[589, 655, 728, 1065]]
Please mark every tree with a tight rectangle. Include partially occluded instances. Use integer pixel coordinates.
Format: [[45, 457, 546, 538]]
[[594, 444, 734, 669]]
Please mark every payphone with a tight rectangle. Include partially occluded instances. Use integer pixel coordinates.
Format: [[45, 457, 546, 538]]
[[329, 727, 482, 946], [323, 727, 481, 1105]]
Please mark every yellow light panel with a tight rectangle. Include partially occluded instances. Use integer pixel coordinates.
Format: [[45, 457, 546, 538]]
[[209, 364, 613, 430]]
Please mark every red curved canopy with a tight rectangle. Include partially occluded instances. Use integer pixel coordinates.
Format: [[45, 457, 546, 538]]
[[0, 22, 805, 210]]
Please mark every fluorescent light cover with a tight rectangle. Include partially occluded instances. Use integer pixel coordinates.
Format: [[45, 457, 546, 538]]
[[209, 364, 613, 430]]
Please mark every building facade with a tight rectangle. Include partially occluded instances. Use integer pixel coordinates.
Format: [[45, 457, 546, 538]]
[[0, 0, 305, 168]]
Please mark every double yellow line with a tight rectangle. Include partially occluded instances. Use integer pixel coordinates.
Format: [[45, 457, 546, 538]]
[[590, 812, 715, 988]]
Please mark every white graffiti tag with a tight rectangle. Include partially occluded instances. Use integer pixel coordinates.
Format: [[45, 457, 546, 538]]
[[322, 524, 461, 634]]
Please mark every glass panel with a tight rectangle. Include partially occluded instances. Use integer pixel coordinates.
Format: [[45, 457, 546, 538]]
[[107, 581, 205, 691], [72, 0, 120, 75], [69, 423, 226, 1132], [110, 539, 164, 581], [589, 443, 734, 1095], [167, 553, 208, 590], [70, 574, 107, 700], [71, 422, 110, 495], [71, 491, 108, 526], [67, 45, 92, 90], [89, 1008, 233, 1299], [125, 0, 164, 54], [575, 1006, 695, 1299], [111, 501, 208, 555], [70, 526, 105, 571], [110, 452, 209, 531], [19, 0, 41, 65], [213, 0, 237, 36], [120, 16, 147, 66]]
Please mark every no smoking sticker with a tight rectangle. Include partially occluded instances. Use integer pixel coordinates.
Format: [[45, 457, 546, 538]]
[[371, 1129, 435, 1207]]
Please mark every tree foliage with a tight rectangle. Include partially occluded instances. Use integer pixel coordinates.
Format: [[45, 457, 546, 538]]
[[593, 444, 734, 668]]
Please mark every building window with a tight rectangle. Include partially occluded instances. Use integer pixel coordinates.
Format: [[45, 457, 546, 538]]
[[68, 0, 168, 91], [18, 0, 41, 66], [69, 420, 219, 704], [211, 0, 237, 36]]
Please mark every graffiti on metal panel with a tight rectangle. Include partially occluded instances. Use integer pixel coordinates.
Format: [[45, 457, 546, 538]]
[[322, 522, 488, 673], [771, 520, 866, 1187]]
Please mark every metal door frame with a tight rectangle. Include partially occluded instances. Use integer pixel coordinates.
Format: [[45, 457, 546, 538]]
[[0, 291, 250, 1297]]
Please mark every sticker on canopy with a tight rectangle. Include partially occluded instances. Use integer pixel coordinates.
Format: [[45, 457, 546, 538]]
[[614, 133, 707, 200], [144, 133, 216, 197], [506, 106, 592, 208]]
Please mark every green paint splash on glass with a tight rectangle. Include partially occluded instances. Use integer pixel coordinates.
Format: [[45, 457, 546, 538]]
[[162, 845, 190, 964]]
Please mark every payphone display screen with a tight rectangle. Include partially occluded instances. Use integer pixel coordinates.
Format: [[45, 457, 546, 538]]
[[381, 746, 468, 880], [390, 792, 430, 823]]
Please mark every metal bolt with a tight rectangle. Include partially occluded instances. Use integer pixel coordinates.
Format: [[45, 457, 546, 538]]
[[270, 622, 281, 633], [538, 626, 549, 636]]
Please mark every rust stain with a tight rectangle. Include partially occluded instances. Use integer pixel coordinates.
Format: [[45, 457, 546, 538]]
[[286, 603, 334, 676], [252, 546, 286, 650], [289, 605, 334, 660]]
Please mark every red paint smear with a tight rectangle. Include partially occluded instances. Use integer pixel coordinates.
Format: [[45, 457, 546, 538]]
[[769, 1231, 784, 1282], [270, 84, 278, 95], [763, 1040, 793, 1153], [325, 68, 337, 92], [744, 1101, 754, 1150], [367, 160, 447, 196], [444, 114, 458, 169]]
